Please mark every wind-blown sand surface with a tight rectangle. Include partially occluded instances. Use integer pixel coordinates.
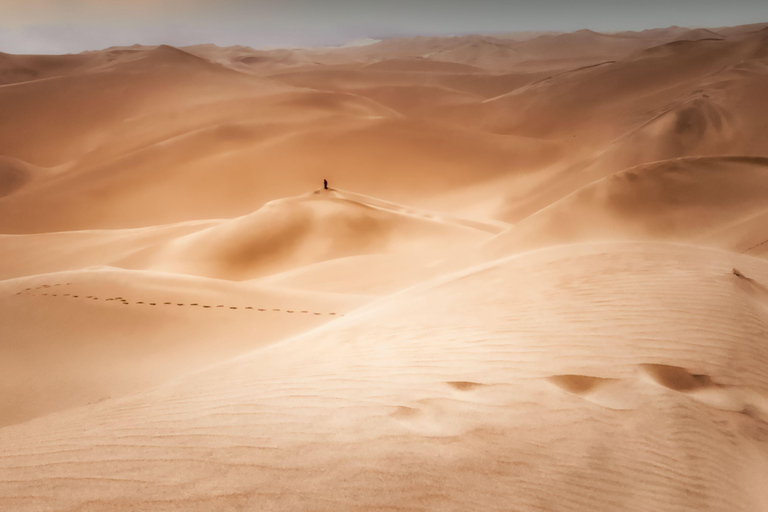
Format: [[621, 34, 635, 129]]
[[2, 21, 768, 511]]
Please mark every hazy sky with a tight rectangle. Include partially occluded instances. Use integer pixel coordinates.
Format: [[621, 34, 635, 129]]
[[1, 0, 766, 54]]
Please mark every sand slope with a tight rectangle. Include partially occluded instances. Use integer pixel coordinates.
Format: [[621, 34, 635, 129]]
[[1, 243, 767, 510], [0, 45, 290, 167], [148, 188, 493, 280], [4, 28, 766, 233], [484, 157, 768, 257], [0, 268, 363, 428], [0, 220, 218, 280]]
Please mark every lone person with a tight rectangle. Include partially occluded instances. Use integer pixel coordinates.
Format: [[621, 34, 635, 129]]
[[324, 179, 328, 190]]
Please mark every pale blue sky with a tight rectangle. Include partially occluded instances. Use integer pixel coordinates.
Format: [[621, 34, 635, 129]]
[[1, 0, 766, 54]]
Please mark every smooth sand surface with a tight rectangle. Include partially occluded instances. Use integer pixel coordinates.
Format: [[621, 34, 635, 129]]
[[3, 243, 768, 511], [0, 268, 364, 428], [2, 21, 768, 511]]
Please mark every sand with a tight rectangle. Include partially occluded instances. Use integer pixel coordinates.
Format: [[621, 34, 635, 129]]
[[2, 21, 768, 512]]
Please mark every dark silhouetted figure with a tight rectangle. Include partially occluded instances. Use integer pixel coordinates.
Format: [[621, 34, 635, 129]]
[[324, 179, 328, 190]]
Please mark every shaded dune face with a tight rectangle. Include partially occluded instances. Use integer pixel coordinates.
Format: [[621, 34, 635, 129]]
[[3, 21, 768, 512], [147, 189, 492, 281], [0, 157, 36, 198], [483, 157, 768, 257]]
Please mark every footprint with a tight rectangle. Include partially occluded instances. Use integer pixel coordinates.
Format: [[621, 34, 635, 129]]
[[548, 375, 614, 394], [639, 364, 745, 411], [21, 288, 343, 327], [391, 406, 420, 419], [446, 381, 485, 391], [548, 374, 636, 410], [388, 399, 478, 437], [640, 364, 715, 392]]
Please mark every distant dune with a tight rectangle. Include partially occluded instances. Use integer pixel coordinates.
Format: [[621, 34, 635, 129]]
[[484, 157, 768, 257]]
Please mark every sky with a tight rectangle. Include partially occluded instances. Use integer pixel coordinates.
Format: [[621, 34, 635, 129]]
[[0, 0, 766, 54]]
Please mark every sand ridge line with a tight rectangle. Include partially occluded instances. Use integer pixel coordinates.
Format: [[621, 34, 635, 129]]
[[740, 237, 768, 254], [11, 283, 343, 316]]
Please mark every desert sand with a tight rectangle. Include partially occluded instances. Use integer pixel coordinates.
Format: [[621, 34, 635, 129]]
[[2, 21, 768, 511]]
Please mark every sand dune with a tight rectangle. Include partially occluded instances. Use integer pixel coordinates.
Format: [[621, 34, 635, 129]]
[[183, 44, 320, 74], [0, 114, 563, 232], [149, 188, 493, 280], [2, 243, 768, 510], [9, 28, 760, 233], [256, 252, 447, 295], [292, 29, 685, 72], [0, 220, 218, 280], [0, 51, 112, 86], [0, 268, 364, 428], [674, 28, 725, 41], [0, 156, 39, 198], [363, 58, 485, 73], [0, 46, 291, 168], [0, 45, 564, 233], [484, 157, 768, 257], [270, 65, 553, 99], [463, 28, 768, 223], [583, 95, 736, 177], [702, 208, 768, 258], [3, 21, 768, 511], [476, 37, 748, 140], [0, 188, 497, 284]]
